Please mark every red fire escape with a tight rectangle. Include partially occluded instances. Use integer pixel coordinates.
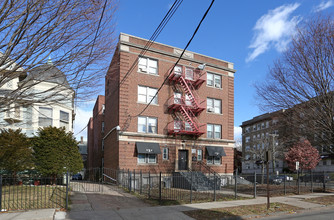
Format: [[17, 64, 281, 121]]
[[167, 65, 206, 136]]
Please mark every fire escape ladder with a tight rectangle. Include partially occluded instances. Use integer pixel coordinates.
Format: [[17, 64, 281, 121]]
[[178, 76, 199, 108], [180, 105, 198, 131]]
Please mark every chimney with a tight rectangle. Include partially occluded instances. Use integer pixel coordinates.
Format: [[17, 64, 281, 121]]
[[81, 136, 83, 144]]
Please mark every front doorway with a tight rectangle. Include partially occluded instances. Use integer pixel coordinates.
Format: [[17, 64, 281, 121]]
[[178, 150, 188, 170]]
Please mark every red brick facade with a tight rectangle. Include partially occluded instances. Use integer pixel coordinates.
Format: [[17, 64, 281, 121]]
[[103, 33, 236, 175], [87, 95, 105, 169]]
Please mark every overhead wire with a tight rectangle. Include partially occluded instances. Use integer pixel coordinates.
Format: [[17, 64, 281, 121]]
[[133, 0, 215, 117], [74, 0, 182, 136]]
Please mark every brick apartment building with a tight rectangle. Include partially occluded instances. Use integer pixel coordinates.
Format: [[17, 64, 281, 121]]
[[96, 33, 235, 175], [87, 95, 105, 169]]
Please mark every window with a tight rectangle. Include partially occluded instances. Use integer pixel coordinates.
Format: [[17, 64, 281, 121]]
[[138, 85, 158, 104], [197, 149, 202, 161], [138, 116, 157, 133], [257, 124, 261, 130], [207, 124, 221, 139], [163, 148, 168, 160], [245, 146, 250, 151], [101, 122, 105, 133], [60, 110, 69, 130], [138, 57, 158, 75], [245, 126, 250, 133], [185, 67, 194, 80], [253, 124, 257, 131], [138, 154, 157, 164], [207, 155, 221, 165], [266, 121, 269, 128], [174, 92, 182, 104], [207, 98, 221, 114], [38, 107, 52, 127], [261, 123, 265, 129], [245, 136, 250, 143], [102, 140, 104, 151], [207, 73, 222, 88], [102, 104, 105, 114]]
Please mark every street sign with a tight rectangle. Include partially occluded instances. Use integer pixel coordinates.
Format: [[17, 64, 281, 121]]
[[296, 161, 299, 170]]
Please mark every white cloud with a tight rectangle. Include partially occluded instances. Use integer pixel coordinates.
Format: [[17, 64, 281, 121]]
[[73, 106, 93, 141], [246, 3, 301, 62], [313, 0, 334, 12], [234, 126, 242, 140]]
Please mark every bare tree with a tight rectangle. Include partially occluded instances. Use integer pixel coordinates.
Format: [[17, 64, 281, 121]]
[[0, 0, 117, 111], [255, 15, 334, 153]]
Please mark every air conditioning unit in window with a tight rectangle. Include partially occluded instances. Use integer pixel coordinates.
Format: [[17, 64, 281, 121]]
[[215, 84, 221, 88], [139, 67, 147, 72], [207, 108, 214, 112]]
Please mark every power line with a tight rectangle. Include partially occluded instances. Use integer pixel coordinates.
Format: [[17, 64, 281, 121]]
[[74, 0, 183, 136], [134, 0, 215, 117], [75, 0, 108, 102]]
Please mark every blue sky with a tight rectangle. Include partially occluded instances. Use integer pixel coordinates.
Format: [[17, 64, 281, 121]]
[[74, 0, 334, 141]]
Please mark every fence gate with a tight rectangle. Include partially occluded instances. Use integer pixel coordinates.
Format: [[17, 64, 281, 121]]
[[70, 168, 103, 193]]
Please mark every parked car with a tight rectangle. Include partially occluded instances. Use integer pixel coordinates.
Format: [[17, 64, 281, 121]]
[[72, 173, 82, 180], [299, 173, 330, 183], [277, 175, 293, 182], [269, 176, 282, 185]]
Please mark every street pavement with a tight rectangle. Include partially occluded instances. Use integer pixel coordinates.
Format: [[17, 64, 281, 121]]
[[0, 185, 333, 220]]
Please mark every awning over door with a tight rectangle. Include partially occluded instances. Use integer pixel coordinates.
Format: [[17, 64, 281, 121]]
[[136, 142, 161, 154], [206, 146, 226, 157]]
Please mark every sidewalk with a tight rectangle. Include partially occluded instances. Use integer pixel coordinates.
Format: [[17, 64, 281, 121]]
[[0, 191, 333, 220]]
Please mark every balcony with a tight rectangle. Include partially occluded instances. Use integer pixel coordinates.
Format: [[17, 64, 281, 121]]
[[167, 96, 206, 115], [167, 120, 206, 136], [168, 65, 206, 89]]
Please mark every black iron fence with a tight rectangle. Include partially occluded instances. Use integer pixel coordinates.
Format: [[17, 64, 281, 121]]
[[102, 168, 334, 203], [0, 174, 69, 212]]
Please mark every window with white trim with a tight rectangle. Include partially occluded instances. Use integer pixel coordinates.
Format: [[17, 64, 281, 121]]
[[138, 154, 157, 164], [138, 85, 158, 104], [207, 155, 221, 165], [207, 124, 221, 139], [138, 57, 158, 75], [207, 73, 222, 88], [60, 110, 69, 131], [138, 116, 157, 134], [39, 107, 52, 127], [207, 98, 221, 114], [197, 149, 202, 161], [245, 136, 250, 143], [185, 67, 194, 80], [163, 148, 168, 160]]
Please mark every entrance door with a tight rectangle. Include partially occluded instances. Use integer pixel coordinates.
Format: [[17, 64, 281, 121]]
[[178, 150, 188, 170]]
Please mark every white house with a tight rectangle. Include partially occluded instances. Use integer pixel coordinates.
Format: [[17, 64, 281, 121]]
[[0, 58, 74, 136]]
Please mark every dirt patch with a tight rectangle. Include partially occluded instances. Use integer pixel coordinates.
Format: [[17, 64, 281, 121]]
[[304, 195, 334, 206], [183, 202, 301, 220]]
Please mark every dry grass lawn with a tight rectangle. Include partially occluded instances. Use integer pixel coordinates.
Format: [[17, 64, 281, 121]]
[[304, 195, 334, 206], [183, 202, 301, 220]]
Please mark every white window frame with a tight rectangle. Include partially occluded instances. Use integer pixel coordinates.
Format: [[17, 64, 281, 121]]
[[138, 154, 157, 164], [138, 116, 157, 134], [207, 98, 221, 114], [197, 149, 202, 161], [138, 85, 158, 104], [138, 57, 158, 75], [207, 72, 222, 88], [59, 110, 69, 131], [163, 148, 168, 160], [38, 107, 53, 127], [207, 155, 221, 165], [207, 124, 221, 139]]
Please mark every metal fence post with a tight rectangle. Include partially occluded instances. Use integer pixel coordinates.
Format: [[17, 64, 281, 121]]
[[159, 172, 162, 204], [66, 171, 69, 210], [133, 169, 136, 192], [148, 171, 151, 198], [190, 171, 193, 204], [323, 171, 326, 192], [297, 169, 300, 195], [129, 170, 132, 192], [311, 170, 313, 193], [254, 172, 256, 198], [0, 175, 2, 212], [214, 173, 216, 201], [283, 172, 286, 195], [140, 170, 142, 194], [234, 170, 237, 199]]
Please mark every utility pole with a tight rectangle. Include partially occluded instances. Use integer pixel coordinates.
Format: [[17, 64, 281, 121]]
[[269, 134, 279, 174]]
